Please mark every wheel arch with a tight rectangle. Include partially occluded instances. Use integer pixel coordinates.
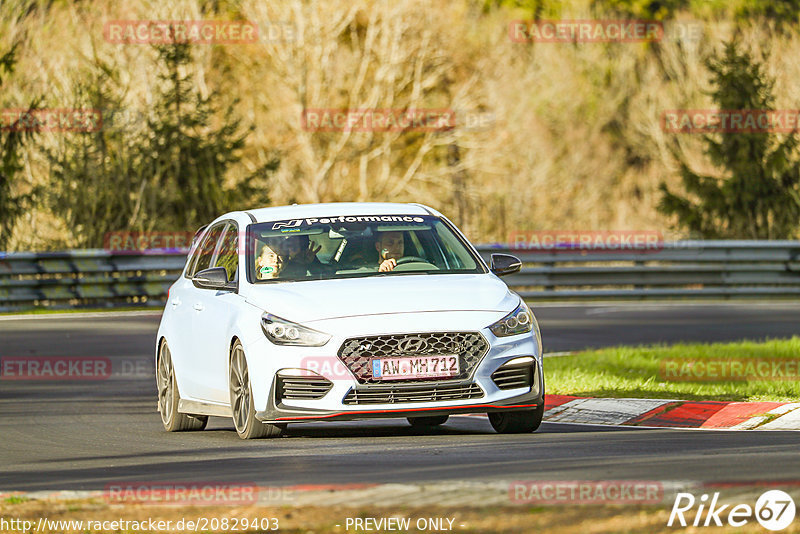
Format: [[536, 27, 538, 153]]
[[228, 335, 243, 388], [156, 335, 190, 401], [229, 335, 244, 369], [155, 335, 167, 367], [229, 335, 242, 355]]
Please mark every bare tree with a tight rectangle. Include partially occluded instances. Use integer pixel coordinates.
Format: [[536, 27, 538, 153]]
[[242, 0, 468, 205]]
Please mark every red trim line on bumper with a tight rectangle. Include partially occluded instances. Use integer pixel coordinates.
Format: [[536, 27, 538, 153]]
[[275, 403, 539, 421]]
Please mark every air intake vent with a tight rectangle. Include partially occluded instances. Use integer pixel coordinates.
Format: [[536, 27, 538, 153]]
[[491, 363, 533, 390], [343, 382, 483, 405], [277, 375, 333, 401]]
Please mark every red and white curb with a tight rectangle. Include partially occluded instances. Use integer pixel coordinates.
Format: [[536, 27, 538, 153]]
[[540, 395, 800, 430]]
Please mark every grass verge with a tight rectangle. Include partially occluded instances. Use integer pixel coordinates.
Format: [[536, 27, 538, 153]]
[[0, 306, 162, 316], [546, 337, 800, 402], [1, 498, 790, 534]]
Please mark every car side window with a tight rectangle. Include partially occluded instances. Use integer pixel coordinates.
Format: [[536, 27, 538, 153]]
[[213, 224, 239, 282], [184, 248, 198, 279], [189, 223, 226, 277], [433, 222, 476, 270], [183, 225, 209, 278]]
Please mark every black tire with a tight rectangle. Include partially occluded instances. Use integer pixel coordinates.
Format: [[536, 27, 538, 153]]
[[229, 341, 284, 440], [488, 403, 544, 434], [157, 341, 208, 432], [407, 415, 449, 427]]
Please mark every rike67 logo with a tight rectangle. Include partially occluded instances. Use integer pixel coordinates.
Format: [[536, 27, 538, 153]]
[[669, 490, 796, 530]]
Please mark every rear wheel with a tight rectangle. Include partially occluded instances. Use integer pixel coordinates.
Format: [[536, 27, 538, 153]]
[[488, 403, 544, 434], [407, 415, 449, 427], [157, 341, 208, 432], [229, 341, 284, 440]]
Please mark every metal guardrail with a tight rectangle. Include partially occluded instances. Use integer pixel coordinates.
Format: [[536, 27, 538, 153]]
[[0, 250, 186, 311], [481, 240, 800, 300], [0, 241, 798, 311]]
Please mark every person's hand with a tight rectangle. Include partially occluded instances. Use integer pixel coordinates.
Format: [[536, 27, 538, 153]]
[[379, 258, 397, 272], [297, 243, 322, 264]]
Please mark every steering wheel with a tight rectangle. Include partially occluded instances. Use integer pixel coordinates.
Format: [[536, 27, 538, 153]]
[[395, 256, 429, 265]]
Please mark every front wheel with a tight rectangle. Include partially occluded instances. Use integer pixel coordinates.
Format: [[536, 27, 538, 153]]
[[157, 341, 208, 432], [488, 403, 544, 434], [229, 341, 284, 440]]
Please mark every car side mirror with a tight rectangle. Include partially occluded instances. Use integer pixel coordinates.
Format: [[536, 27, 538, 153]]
[[192, 267, 236, 291], [490, 254, 521, 277]]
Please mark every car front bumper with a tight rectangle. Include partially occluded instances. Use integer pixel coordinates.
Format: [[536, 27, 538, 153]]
[[248, 314, 544, 424], [256, 376, 544, 423]]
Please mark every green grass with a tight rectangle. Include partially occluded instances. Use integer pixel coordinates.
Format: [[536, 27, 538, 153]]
[[3, 496, 29, 504], [546, 337, 800, 402]]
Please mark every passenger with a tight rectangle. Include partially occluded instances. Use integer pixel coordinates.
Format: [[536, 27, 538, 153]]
[[255, 242, 282, 280], [276, 235, 329, 278], [375, 231, 404, 272]]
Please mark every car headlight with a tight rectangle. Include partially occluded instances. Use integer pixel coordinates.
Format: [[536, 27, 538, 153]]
[[261, 313, 331, 346], [489, 300, 534, 337]]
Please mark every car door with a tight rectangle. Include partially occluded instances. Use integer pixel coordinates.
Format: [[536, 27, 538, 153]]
[[164, 240, 202, 377], [174, 222, 226, 401], [190, 222, 243, 404]]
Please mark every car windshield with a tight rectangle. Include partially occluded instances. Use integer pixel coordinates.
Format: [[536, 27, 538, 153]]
[[247, 214, 485, 282]]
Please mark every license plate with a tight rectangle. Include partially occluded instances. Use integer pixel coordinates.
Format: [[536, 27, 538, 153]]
[[371, 355, 460, 380]]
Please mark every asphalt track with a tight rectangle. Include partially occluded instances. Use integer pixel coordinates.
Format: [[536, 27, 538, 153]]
[[1, 302, 799, 492]]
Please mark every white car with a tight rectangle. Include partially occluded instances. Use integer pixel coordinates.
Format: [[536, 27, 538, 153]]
[[156, 202, 544, 439]]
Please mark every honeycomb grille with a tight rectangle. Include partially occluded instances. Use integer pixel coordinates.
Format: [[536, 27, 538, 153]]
[[337, 332, 489, 384]]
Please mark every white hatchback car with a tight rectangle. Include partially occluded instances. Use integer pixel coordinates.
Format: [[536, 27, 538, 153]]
[[156, 202, 544, 439]]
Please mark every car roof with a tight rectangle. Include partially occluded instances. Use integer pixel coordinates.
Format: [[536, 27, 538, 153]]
[[243, 202, 436, 223]]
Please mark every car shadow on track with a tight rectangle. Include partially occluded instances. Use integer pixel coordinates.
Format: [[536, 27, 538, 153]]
[[203, 416, 632, 439], [207, 420, 490, 439]]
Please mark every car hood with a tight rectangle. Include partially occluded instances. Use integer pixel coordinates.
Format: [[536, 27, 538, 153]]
[[243, 273, 517, 323]]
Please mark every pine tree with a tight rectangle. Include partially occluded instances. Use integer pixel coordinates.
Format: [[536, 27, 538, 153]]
[[658, 39, 800, 239], [0, 45, 39, 250], [142, 43, 277, 231], [45, 44, 278, 248], [46, 61, 146, 248]]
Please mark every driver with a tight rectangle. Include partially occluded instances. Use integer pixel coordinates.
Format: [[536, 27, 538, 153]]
[[375, 231, 404, 272]]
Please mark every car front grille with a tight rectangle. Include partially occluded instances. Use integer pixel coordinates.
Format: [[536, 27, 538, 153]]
[[491, 362, 534, 390], [342, 382, 484, 405], [337, 331, 489, 384], [277, 375, 333, 401]]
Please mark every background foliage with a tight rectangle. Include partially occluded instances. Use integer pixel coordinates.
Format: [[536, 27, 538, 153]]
[[1, 0, 800, 249]]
